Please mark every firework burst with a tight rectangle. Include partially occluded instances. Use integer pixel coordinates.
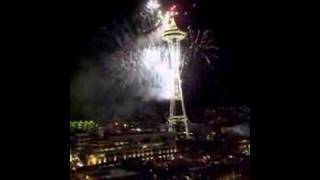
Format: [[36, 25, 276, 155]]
[[97, 0, 218, 100], [182, 26, 219, 72]]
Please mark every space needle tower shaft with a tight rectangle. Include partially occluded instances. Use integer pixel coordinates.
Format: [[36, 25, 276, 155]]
[[161, 12, 190, 139]]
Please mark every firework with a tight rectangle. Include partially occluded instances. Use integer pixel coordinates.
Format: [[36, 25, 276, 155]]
[[99, 0, 218, 100], [71, 0, 222, 122], [109, 37, 174, 100], [182, 27, 219, 71], [136, 0, 164, 33], [101, 1, 178, 100], [146, 0, 160, 11]]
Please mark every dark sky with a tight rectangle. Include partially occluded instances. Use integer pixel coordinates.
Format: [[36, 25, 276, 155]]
[[70, 0, 254, 121]]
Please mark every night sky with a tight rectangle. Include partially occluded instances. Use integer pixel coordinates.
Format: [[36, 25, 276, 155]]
[[70, 0, 254, 122]]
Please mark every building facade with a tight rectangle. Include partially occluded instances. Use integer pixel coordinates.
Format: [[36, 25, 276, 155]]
[[82, 132, 177, 167]]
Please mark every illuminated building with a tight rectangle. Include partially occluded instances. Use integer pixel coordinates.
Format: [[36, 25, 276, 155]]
[[161, 12, 190, 139], [73, 132, 91, 153], [238, 139, 250, 156], [70, 150, 84, 170], [70, 120, 99, 153], [80, 132, 177, 167]]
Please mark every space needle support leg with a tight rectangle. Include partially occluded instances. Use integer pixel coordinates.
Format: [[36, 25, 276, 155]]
[[179, 78, 190, 139]]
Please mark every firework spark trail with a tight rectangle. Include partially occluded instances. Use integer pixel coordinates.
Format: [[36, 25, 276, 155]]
[[109, 38, 174, 100], [104, 0, 218, 100], [71, 0, 219, 120], [135, 0, 164, 34], [102, 0, 176, 100], [182, 26, 219, 72]]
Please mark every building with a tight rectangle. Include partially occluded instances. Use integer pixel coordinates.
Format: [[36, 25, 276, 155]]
[[205, 106, 250, 127], [70, 150, 84, 170], [81, 168, 138, 180], [70, 120, 99, 153], [79, 132, 177, 167], [161, 123, 217, 140], [73, 132, 91, 153], [238, 139, 250, 156], [161, 13, 191, 139]]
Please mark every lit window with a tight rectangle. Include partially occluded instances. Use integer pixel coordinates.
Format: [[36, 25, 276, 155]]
[[89, 155, 97, 165], [77, 162, 83, 167]]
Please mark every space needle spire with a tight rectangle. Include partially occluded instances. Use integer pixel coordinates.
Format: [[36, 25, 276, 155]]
[[161, 6, 191, 139]]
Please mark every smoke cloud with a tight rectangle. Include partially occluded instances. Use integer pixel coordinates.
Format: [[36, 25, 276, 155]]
[[222, 123, 250, 137]]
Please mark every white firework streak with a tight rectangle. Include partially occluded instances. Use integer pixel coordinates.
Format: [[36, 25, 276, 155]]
[[105, 1, 179, 100], [181, 27, 219, 72], [105, 0, 219, 100], [109, 36, 174, 100]]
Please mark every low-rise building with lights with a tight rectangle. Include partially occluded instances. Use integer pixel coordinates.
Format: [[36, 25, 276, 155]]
[[238, 139, 250, 156], [81, 132, 177, 167], [73, 132, 92, 153], [70, 120, 99, 153]]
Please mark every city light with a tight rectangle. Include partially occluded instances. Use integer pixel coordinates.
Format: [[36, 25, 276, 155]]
[[88, 155, 97, 165], [77, 162, 83, 167]]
